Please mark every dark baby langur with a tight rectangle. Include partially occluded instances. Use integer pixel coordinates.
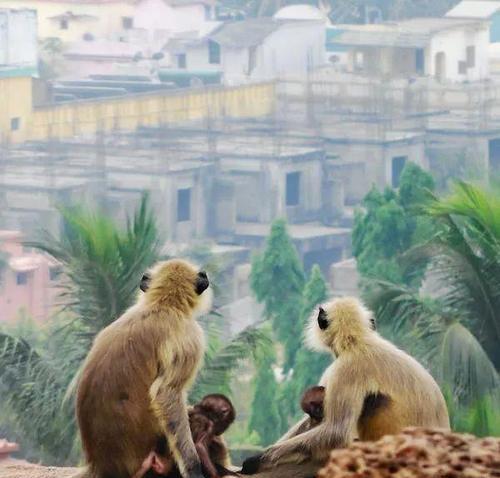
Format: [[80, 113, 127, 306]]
[[301, 386, 325, 428], [138, 394, 237, 478]]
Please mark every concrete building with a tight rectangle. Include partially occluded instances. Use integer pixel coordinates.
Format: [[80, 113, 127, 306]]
[[165, 17, 326, 84], [0, 8, 37, 68], [0, 0, 136, 43], [132, 0, 217, 46], [327, 17, 490, 82], [0, 231, 58, 323], [0, 8, 37, 143]]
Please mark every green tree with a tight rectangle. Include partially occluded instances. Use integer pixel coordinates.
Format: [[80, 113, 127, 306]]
[[352, 162, 435, 286], [288, 265, 331, 418], [250, 219, 305, 371], [365, 181, 500, 436], [248, 327, 282, 446]]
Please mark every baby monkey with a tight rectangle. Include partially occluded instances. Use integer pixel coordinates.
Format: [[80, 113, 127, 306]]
[[136, 394, 237, 478], [301, 386, 325, 429]]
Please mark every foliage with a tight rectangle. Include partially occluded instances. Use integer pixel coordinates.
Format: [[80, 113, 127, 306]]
[[248, 326, 282, 446], [250, 219, 305, 371], [353, 162, 435, 286], [365, 181, 500, 435], [191, 320, 268, 402]]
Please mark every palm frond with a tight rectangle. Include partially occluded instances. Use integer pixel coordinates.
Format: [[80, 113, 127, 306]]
[[0, 332, 76, 463], [190, 325, 269, 402], [26, 194, 160, 358], [441, 323, 500, 404]]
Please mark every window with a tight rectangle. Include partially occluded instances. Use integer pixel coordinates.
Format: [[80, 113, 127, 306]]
[[392, 156, 407, 187], [60, 19, 68, 30], [458, 61, 467, 75], [17, 272, 28, 286], [50, 266, 61, 281], [122, 16, 133, 30], [248, 46, 257, 74], [415, 49, 424, 75], [286, 172, 301, 206], [466, 46, 475, 68], [10, 117, 20, 131], [204, 5, 212, 20], [177, 188, 191, 222], [177, 53, 187, 69], [208, 40, 221, 65]]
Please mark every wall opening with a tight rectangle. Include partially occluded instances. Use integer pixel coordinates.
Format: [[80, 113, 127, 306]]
[[286, 172, 301, 206], [489, 138, 500, 171], [177, 188, 191, 222], [208, 40, 221, 64], [435, 51, 446, 81], [392, 156, 407, 187], [17, 272, 28, 286]]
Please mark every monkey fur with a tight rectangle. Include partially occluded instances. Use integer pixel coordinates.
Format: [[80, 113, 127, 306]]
[[243, 297, 450, 478], [301, 386, 325, 428], [76, 259, 213, 478], [159, 394, 237, 478]]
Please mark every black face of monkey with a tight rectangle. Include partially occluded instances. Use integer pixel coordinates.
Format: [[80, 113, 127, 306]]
[[140, 273, 151, 292], [195, 271, 209, 295], [318, 307, 329, 330]]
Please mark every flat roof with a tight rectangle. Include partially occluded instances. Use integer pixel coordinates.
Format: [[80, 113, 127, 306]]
[[235, 222, 350, 240], [327, 17, 486, 48]]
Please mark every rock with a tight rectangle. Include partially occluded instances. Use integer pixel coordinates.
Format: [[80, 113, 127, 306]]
[[318, 428, 500, 478]]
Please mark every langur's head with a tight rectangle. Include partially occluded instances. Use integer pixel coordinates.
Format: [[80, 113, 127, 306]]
[[140, 259, 213, 316], [301, 386, 325, 422], [306, 297, 375, 355], [196, 393, 235, 435]]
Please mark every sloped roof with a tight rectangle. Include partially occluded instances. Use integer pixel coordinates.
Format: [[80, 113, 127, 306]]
[[208, 18, 282, 48], [446, 0, 500, 19]]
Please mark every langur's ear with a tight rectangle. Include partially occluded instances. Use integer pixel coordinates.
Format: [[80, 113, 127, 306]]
[[140, 273, 151, 292]]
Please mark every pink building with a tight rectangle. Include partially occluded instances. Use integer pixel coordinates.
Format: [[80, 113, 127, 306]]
[[0, 231, 59, 323]]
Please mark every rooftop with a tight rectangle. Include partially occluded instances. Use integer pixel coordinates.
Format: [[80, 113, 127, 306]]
[[446, 0, 500, 19], [208, 18, 282, 48], [327, 17, 486, 48]]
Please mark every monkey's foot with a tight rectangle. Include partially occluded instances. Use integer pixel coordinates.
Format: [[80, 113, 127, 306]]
[[133, 452, 172, 478]]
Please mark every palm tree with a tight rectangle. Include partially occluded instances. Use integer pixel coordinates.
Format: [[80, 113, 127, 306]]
[[0, 197, 265, 463], [365, 182, 500, 436]]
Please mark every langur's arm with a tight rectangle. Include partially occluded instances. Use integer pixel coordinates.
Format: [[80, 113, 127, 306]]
[[259, 364, 366, 468], [154, 384, 204, 478], [276, 415, 312, 443], [195, 421, 220, 478]]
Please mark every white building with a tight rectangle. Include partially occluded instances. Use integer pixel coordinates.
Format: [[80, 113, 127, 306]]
[[165, 16, 326, 83], [326, 17, 490, 82], [0, 8, 37, 73], [128, 0, 217, 49]]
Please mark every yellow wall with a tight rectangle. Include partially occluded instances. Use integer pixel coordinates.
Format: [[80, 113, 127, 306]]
[[0, 76, 33, 143], [0, 77, 275, 143], [0, 0, 135, 42]]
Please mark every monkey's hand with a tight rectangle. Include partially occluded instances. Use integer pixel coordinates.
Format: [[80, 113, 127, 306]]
[[240, 454, 264, 475]]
